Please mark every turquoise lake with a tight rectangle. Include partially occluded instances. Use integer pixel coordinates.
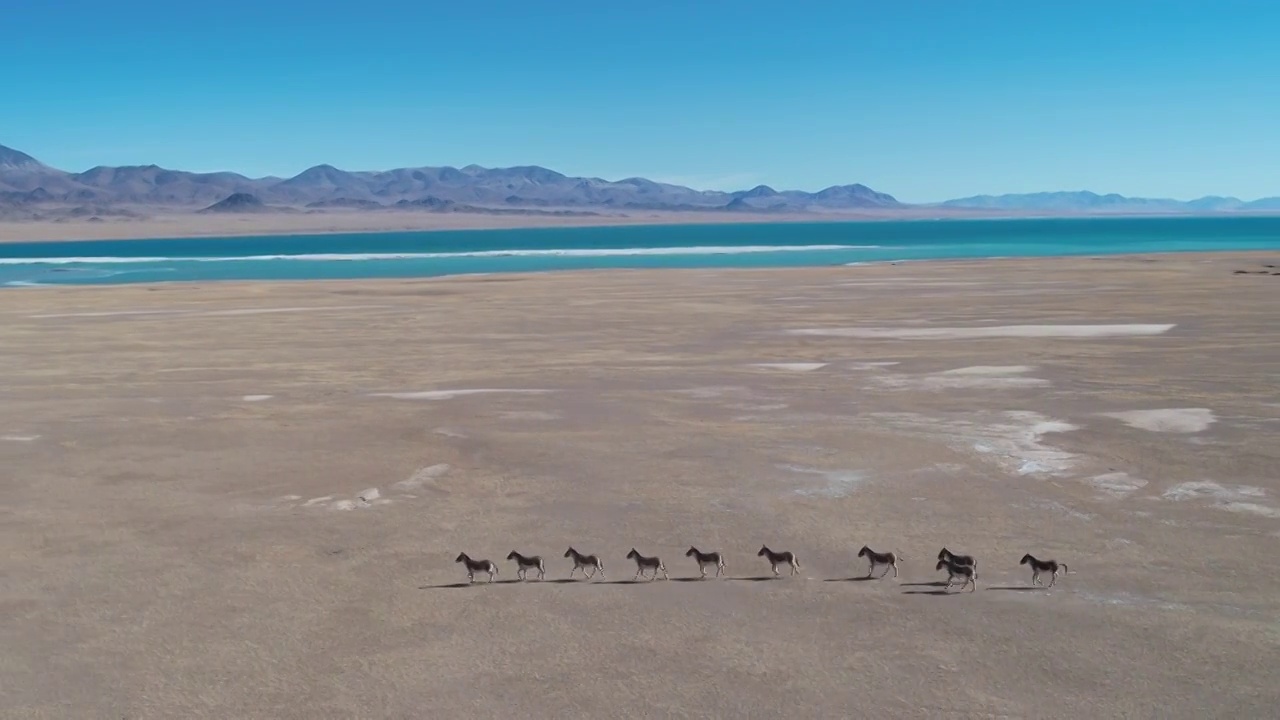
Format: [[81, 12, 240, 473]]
[[2, 216, 1279, 286]]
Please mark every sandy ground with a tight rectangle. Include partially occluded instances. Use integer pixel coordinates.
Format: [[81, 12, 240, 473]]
[[2, 253, 1279, 718], [0, 207, 1253, 243], [0, 209, 913, 243]]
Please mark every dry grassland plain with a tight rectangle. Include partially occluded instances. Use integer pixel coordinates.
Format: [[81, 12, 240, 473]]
[[0, 207, 1209, 243], [0, 210, 884, 243], [2, 253, 1279, 718]]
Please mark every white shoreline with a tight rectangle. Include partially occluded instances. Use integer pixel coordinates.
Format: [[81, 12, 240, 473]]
[[2, 247, 1276, 291]]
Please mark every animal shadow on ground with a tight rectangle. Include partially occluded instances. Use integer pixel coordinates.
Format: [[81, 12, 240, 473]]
[[824, 576, 879, 583], [670, 577, 713, 583], [726, 576, 779, 582], [900, 581, 947, 587], [901, 589, 961, 596], [985, 586, 1047, 592], [417, 573, 522, 586], [598, 580, 648, 585], [420, 582, 478, 589]]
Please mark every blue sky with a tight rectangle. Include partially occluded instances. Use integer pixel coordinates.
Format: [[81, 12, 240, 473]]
[[2, 0, 1278, 202]]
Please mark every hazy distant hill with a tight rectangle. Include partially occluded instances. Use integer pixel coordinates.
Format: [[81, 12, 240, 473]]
[[2, 141, 1278, 216], [73, 165, 271, 205], [1241, 197, 1280, 210], [939, 190, 1280, 213], [725, 183, 899, 212]]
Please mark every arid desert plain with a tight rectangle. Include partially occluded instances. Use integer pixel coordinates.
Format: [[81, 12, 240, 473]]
[[2, 253, 1279, 718]]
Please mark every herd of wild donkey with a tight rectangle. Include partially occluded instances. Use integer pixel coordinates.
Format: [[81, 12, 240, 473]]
[[454, 545, 1070, 591]]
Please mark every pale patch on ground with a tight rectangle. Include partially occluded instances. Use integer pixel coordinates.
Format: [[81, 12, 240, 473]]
[[1074, 591, 1191, 613], [1, 434, 40, 442], [674, 386, 752, 399], [871, 411, 1078, 476], [433, 427, 468, 439], [1221, 503, 1280, 519], [869, 365, 1049, 391], [393, 464, 451, 492], [499, 410, 561, 420], [1022, 499, 1096, 522], [1163, 481, 1278, 518], [371, 389, 554, 400], [834, 280, 989, 287], [734, 410, 845, 425], [911, 462, 968, 476], [30, 305, 391, 320], [941, 365, 1036, 375], [310, 487, 392, 512], [777, 464, 866, 497], [1102, 408, 1216, 434], [1087, 472, 1148, 498], [750, 362, 828, 372], [847, 361, 901, 370], [726, 402, 789, 412], [786, 324, 1176, 340], [27, 309, 189, 319], [209, 306, 394, 318], [241, 395, 273, 402]]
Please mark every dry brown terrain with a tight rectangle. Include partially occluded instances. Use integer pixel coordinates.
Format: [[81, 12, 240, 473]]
[[0, 209, 903, 243], [0, 207, 1246, 243], [2, 254, 1279, 718]]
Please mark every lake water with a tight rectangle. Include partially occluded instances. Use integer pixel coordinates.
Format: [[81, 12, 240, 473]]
[[2, 216, 1279, 286]]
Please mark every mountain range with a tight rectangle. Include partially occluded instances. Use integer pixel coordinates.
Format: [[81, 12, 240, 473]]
[[0, 142, 899, 218], [939, 190, 1280, 212], [2, 142, 1278, 218]]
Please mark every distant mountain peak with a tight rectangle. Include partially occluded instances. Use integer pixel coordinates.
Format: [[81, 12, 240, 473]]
[[278, 164, 362, 191], [811, 183, 900, 207], [0, 143, 48, 171], [741, 185, 778, 198], [200, 192, 265, 213], [291, 164, 348, 178]]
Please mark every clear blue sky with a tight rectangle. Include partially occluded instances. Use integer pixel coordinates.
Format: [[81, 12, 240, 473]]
[[3, 0, 1278, 202]]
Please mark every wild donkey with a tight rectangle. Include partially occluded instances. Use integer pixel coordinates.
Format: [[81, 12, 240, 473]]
[[505, 550, 545, 581], [935, 559, 977, 592], [1020, 554, 1069, 587], [626, 548, 669, 581], [937, 547, 977, 573], [455, 552, 498, 583], [757, 545, 800, 577], [564, 547, 606, 580], [685, 546, 726, 579], [857, 546, 901, 579]]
